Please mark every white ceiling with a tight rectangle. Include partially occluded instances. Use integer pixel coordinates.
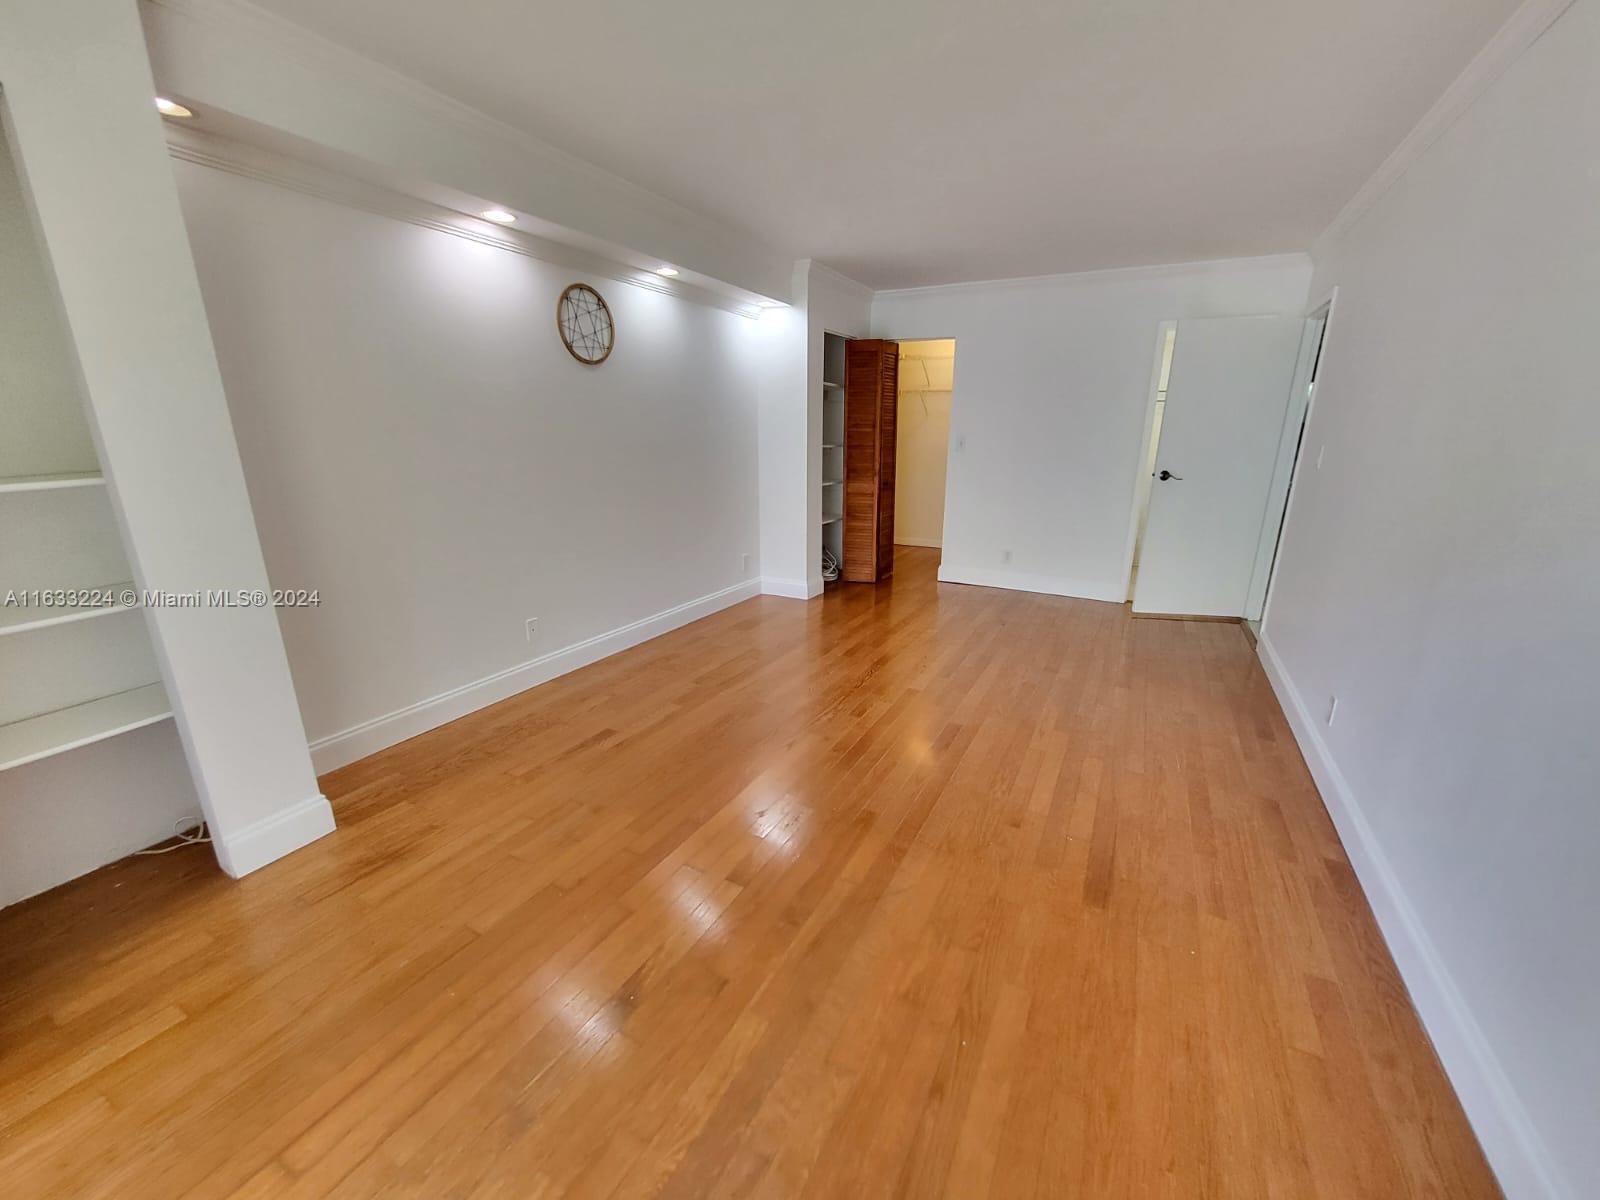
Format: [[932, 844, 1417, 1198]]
[[242, 0, 1520, 290]]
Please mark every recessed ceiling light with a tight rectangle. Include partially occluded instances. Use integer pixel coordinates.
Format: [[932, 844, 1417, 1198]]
[[154, 97, 193, 119], [481, 208, 517, 225], [656, 266, 679, 277]]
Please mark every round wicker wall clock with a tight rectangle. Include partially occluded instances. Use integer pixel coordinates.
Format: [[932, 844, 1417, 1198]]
[[556, 283, 614, 365]]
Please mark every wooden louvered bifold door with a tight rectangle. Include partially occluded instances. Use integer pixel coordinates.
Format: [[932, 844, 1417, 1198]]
[[843, 339, 899, 583], [873, 349, 897, 580]]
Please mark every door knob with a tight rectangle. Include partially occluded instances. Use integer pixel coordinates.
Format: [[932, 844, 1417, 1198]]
[[1158, 469, 1182, 481]]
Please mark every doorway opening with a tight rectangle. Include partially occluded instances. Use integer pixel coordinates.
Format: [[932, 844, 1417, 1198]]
[[1244, 301, 1332, 639], [1127, 322, 1178, 598], [893, 339, 956, 561]]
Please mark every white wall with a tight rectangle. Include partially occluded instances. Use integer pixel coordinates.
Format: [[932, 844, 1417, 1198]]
[[894, 340, 954, 548], [872, 256, 1311, 601], [173, 152, 765, 770], [754, 264, 811, 596], [1261, 2, 1598, 1196]]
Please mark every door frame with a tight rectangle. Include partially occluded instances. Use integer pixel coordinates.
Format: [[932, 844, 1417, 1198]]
[[874, 333, 961, 559], [1242, 310, 1328, 620], [1118, 321, 1179, 602], [1257, 286, 1340, 634]]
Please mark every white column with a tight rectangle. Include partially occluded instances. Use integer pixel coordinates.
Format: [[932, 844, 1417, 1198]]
[[755, 262, 812, 597]]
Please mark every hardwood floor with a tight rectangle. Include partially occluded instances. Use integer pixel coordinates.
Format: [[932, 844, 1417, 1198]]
[[0, 548, 1500, 1198]]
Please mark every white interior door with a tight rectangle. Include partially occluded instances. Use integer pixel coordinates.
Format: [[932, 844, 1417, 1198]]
[[1243, 313, 1328, 621], [1132, 316, 1305, 617]]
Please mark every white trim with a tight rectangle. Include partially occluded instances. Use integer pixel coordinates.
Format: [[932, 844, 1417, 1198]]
[[806, 260, 876, 302], [760, 576, 816, 600], [164, 127, 764, 319], [1242, 313, 1324, 622], [212, 793, 335, 878], [1119, 320, 1177, 603], [147, 0, 708, 224], [142, 0, 791, 300], [937, 563, 1123, 604], [892, 537, 943, 549], [1313, 0, 1579, 257], [872, 253, 1311, 301], [1259, 286, 1340, 635], [1256, 634, 1569, 1200], [309, 580, 761, 773]]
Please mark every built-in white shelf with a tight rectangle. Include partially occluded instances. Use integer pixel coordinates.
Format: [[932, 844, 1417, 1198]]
[[0, 683, 173, 772], [0, 582, 137, 637], [0, 471, 106, 494], [821, 334, 848, 579]]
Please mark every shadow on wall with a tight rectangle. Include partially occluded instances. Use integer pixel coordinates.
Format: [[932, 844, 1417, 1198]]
[[895, 339, 955, 550]]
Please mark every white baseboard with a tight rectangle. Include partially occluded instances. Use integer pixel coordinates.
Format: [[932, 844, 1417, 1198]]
[[936, 562, 1123, 603], [761, 576, 818, 600], [309, 579, 762, 773], [1257, 633, 1565, 1200], [894, 536, 943, 549], [213, 793, 335, 879]]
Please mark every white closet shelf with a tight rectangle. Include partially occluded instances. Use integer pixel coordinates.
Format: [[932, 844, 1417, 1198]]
[[823, 443, 841, 449], [0, 471, 106, 494], [823, 380, 844, 390], [0, 684, 173, 772], [0, 582, 138, 637], [822, 514, 843, 526], [823, 479, 843, 486]]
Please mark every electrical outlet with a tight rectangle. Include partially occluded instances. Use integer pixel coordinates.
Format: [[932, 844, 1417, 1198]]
[[1326, 695, 1339, 726], [1001, 549, 1012, 565], [525, 617, 539, 643], [1316, 444, 1326, 471], [742, 553, 751, 576]]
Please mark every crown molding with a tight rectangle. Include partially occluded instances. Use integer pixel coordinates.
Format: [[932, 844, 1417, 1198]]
[[805, 260, 876, 302], [1313, 0, 1578, 258], [140, 0, 794, 302], [164, 125, 763, 319], [871, 252, 1311, 301], [142, 0, 737, 237]]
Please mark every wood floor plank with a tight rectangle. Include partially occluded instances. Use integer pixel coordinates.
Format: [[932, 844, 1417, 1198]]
[[0, 548, 1502, 1198]]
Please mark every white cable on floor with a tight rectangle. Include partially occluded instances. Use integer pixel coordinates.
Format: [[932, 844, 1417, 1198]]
[[133, 816, 211, 855], [821, 546, 840, 582]]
